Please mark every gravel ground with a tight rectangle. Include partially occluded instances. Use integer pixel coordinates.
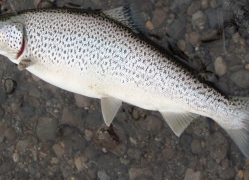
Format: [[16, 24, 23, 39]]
[[0, 0, 248, 179]]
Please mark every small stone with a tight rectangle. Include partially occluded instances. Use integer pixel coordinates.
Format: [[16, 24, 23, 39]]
[[232, 32, 240, 43], [84, 129, 93, 141], [28, 161, 40, 175], [138, 115, 163, 131], [245, 64, 249, 70], [177, 39, 186, 51], [184, 168, 203, 180], [162, 148, 175, 159], [152, 9, 167, 28], [201, 0, 209, 9], [231, 70, 249, 88], [4, 127, 16, 141], [31, 74, 41, 82], [52, 144, 65, 158], [28, 96, 40, 107], [129, 167, 153, 180], [13, 152, 19, 163], [214, 56, 227, 76], [192, 10, 208, 30], [29, 86, 41, 98], [206, 132, 228, 163], [221, 158, 229, 170], [97, 170, 110, 180], [61, 107, 75, 125], [180, 134, 192, 147], [74, 156, 85, 172], [16, 140, 29, 153], [190, 139, 202, 154], [145, 21, 154, 30], [18, 106, 35, 119], [36, 117, 58, 140], [74, 94, 93, 108], [127, 148, 142, 160], [188, 31, 201, 47], [244, 169, 249, 180], [187, 1, 201, 16], [192, 116, 210, 137], [238, 170, 244, 178]]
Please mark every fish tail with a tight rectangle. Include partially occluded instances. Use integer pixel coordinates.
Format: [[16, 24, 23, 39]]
[[219, 97, 249, 158]]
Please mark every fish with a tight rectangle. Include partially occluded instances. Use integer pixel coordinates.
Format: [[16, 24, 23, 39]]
[[0, 5, 248, 158]]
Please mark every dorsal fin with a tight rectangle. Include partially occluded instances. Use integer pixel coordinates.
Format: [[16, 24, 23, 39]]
[[102, 4, 145, 34]]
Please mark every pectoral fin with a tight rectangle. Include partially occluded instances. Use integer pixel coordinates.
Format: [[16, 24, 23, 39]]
[[101, 97, 122, 126], [160, 111, 199, 136], [18, 59, 33, 70]]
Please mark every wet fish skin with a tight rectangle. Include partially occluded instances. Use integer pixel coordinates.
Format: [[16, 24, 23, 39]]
[[0, 7, 248, 158]]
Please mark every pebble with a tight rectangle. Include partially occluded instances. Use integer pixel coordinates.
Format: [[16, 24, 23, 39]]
[[13, 152, 19, 163], [244, 169, 249, 180], [29, 86, 41, 98], [206, 132, 228, 163], [145, 21, 154, 31], [184, 168, 203, 180], [230, 70, 249, 88], [28, 161, 40, 175], [187, 1, 201, 16], [127, 148, 142, 160], [201, 0, 209, 9], [180, 134, 192, 147], [84, 129, 93, 141], [192, 10, 208, 30], [52, 144, 65, 158], [128, 167, 153, 180], [190, 139, 202, 154], [232, 32, 240, 43], [97, 153, 120, 170], [97, 170, 110, 180], [177, 39, 186, 51], [74, 94, 93, 108], [31, 74, 40, 82], [162, 148, 175, 159], [16, 140, 29, 154], [74, 156, 86, 172], [188, 31, 201, 47], [191, 116, 210, 137], [18, 106, 35, 119], [28, 96, 40, 107], [61, 107, 75, 125], [151, 9, 167, 28], [4, 127, 16, 141], [214, 56, 227, 76], [36, 117, 58, 140], [138, 115, 163, 131]]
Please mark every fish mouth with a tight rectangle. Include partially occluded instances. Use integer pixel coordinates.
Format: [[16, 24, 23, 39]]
[[16, 37, 25, 59]]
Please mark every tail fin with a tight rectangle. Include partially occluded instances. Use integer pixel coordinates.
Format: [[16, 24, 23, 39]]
[[220, 97, 249, 158]]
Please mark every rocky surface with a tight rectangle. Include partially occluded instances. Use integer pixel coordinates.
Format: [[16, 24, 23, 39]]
[[0, 0, 248, 179]]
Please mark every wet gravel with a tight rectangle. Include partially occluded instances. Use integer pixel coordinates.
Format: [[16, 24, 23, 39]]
[[0, 0, 248, 179]]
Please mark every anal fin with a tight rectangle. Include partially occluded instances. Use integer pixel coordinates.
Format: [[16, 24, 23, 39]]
[[101, 97, 122, 126], [160, 111, 199, 136]]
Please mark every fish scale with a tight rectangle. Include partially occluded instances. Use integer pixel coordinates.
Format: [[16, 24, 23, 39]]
[[0, 7, 249, 158]]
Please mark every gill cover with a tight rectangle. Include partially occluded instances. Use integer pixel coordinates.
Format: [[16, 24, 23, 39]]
[[0, 21, 24, 63]]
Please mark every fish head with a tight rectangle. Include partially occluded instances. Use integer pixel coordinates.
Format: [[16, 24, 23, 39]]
[[0, 21, 24, 63]]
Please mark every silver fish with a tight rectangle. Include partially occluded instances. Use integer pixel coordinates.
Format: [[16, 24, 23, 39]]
[[0, 6, 248, 158]]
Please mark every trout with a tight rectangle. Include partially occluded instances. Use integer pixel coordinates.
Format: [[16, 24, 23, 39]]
[[0, 6, 248, 158]]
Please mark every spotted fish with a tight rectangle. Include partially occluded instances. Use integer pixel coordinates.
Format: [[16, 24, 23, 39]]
[[0, 6, 249, 158]]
